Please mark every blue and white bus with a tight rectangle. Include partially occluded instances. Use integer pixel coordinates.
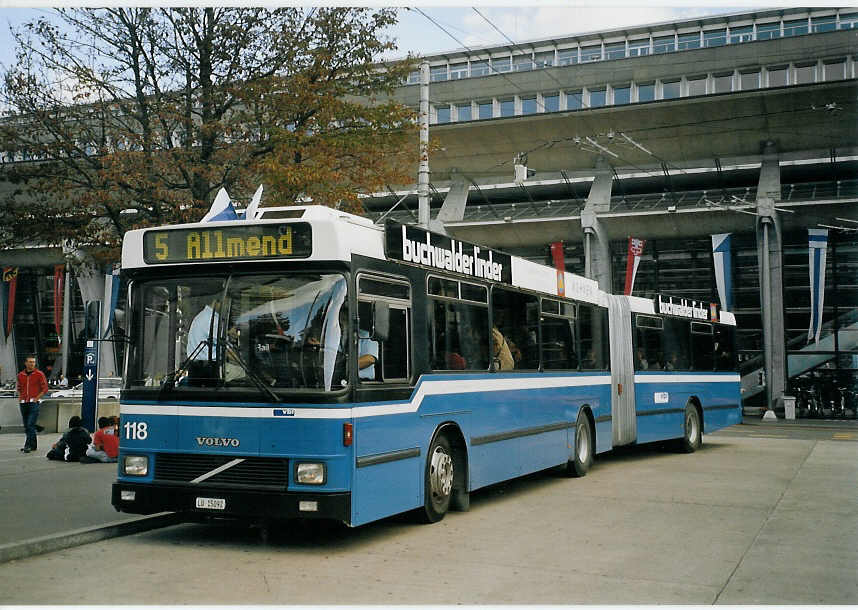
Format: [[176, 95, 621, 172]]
[[112, 206, 741, 526]]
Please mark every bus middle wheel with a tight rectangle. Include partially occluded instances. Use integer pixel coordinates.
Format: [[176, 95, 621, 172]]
[[566, 410, 594, 477]]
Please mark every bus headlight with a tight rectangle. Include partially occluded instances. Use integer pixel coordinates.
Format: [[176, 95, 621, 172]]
[[296, 462, 326, 484], [123, 455, 149, 476]]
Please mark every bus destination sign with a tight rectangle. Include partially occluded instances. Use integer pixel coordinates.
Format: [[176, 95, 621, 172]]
[[143, 223, 312, 264], [385, 222, 512, 284], [656, 294, 720, 322]]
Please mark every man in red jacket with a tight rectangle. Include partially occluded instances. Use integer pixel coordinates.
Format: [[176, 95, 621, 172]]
[[17, 355, 48, 453]]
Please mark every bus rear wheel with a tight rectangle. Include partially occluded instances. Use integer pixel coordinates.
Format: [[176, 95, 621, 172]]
[[566, 411, 593, 477], [678, 403, 702, 453], [422, 434, 454, 523]]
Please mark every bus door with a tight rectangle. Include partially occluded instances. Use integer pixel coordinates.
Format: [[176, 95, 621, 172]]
[[351, 272, 418, 525], [607, 295, 636, 446]]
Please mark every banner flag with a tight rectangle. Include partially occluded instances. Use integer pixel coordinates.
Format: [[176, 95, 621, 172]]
[[244, 185, 264, 221], [53, 264, 65, 337], [808, 228, 829, 344], [0, 274, 6, 341], [201, 187, 238, 222], [104, 266, 121, 338], [2, 267, 18, 339], [623, 237, 646, 296], [711, 233, 733, 311], [550, 241, 565, 297]]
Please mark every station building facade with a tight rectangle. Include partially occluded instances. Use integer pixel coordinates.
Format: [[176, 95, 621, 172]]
[[364, 7, 858, 413]]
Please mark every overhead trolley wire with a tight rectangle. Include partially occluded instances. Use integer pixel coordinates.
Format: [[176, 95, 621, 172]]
[[411, 7, 562, 115], [470, 7, 590, 107]]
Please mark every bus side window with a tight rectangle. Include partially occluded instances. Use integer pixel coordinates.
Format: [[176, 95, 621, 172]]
[[492, 287, 539, 370], [357, 274, 411, 383], [429, 300, 489, 371], [381, 307, 409, 380], [690, 322, 714, 371], [540, 297, 578, 370], [579, 304, 609, 370], [663, 318, 691, 371], [428, 276, 490, 371], [635, 315, 663, 370], [714, 326, 736, 371]]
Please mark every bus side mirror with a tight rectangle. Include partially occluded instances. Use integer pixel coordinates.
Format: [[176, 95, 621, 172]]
[[371, 302, 390, 342]]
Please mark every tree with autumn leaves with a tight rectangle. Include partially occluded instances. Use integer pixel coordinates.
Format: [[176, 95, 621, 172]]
[[0, 7, 417, 256]]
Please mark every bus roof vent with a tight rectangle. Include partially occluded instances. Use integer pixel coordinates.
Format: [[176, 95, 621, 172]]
[[257, 208, 306, 220]]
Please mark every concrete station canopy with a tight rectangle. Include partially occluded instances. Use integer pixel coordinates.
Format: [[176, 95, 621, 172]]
[[426, 81, 857, 182], [375, 78, 858, 248]]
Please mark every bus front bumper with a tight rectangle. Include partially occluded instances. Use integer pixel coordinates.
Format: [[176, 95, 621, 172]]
[[112, 481, 351, 523]]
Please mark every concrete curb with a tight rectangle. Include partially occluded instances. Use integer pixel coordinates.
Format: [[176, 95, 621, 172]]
[[741, 418, 858, 431], [0, 512, 184, 564]]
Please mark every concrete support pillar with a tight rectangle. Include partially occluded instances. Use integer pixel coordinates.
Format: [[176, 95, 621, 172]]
[[417, 61, 430, 229], [60, 263, 71, 380], [432, 170, 470, 235], [581, 160, 614, 293], [756, 144, 787, 414]]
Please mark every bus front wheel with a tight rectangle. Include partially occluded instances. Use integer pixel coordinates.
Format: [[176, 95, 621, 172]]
[[566, 411, 594, 477], [678, 403, 702, 453], [422, 434, 454, 523]]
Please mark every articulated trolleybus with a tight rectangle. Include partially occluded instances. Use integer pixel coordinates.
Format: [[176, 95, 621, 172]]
[[112, 206, 741, 526]]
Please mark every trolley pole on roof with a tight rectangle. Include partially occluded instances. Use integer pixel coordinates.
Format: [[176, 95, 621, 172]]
[[418, 61, 430, 229]]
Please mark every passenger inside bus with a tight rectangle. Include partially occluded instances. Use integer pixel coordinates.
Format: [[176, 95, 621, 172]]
[[356, 302, 379, 381], [187, 299, 221, 361], [635, 347, 649, 370], [460, 322, 489, 370], [491, 326, 515, 371]]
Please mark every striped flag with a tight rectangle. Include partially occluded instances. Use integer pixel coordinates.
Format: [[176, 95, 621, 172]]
[[711, 233, 732, 311], [623, 237, 645, 296], [53, 264, 64, 337], [550, 241, 565, 297], [104, 266, 121, 338], [244, 185, 264, 221], [2, 267, 18, 339], [808, 228, 828, 344], [201, 187, 238, 222]]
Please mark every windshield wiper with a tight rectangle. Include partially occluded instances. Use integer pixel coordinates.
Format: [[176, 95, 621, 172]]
[[224, 339, 281, 403], [160, 338, 212, 392]]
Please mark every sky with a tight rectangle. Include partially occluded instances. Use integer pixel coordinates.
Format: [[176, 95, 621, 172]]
[[0, 3, 770, 73]]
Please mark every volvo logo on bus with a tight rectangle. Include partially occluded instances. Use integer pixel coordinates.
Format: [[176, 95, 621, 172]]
[[196, 436, 240, 447]]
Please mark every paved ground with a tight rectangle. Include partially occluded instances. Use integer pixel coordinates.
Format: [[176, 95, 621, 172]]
[[0, 419, 856, 604], [0, 431, 132, 545]]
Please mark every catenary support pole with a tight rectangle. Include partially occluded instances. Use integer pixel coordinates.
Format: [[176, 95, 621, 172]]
[[60, 262, 71, 381], [418, 61, 430, 229]]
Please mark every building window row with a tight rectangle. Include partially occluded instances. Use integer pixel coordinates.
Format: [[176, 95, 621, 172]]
[[430, 57, 855, 123], [407, 10, 856, 85]]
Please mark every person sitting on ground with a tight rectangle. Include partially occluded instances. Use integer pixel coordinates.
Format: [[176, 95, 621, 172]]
[[81, 417, 119, 463], [46, 416, 92, 462]]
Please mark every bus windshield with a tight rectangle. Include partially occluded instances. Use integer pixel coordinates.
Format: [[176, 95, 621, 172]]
[[127, 273, 349, 396]]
